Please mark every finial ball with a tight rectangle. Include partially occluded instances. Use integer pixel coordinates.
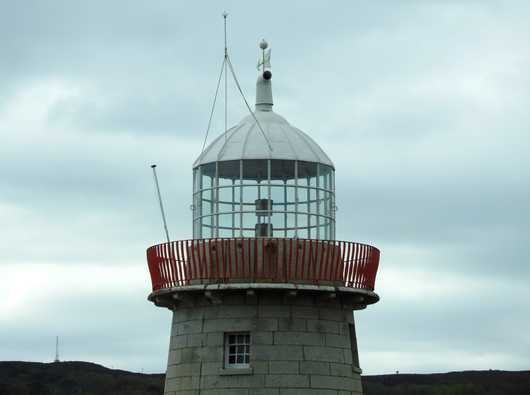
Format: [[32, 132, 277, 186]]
[[259, 39, 269, 50], [263, 70, 272, 80]]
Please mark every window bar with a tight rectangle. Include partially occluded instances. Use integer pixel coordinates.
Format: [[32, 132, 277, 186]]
[[294, 161, 298, 237], [192, 168, 196, 238], [199, 166, 203, 239], [307, 176, 311, 239], [316, 164, 320, 240], [267, 159, 272, 237], [239, 160, 243, 237], [331, 171, 337, 240], [324, 170, 329, 240], [215, 161, 219, 238], [283, 180, 287, 238], [231, 179, 236, 238]]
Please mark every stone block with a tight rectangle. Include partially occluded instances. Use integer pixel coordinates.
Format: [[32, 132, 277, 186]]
[[329, 363, 353, 377], [259, 304, 291, 318], [310, 375, 356, 391], [269, 361, 299, 374], [223, 293, 247, 305], [253, 345, 303, 361], [252, 389, 280, 395], [255, 318, 279, 331], [299, 361, 329, 375], [203, 318, 254, 333], [274, 331, 324, 346], [170, 335, 187, 350], [166, 362, 200, 378], [278, 318, 307, 331], [200, 389, 248, 395], [177, 320, 203, 335], [325, 333, 349, 348], [319, 307, 344, 321], [175, 308, 204, 322], [206, 332, 224, 346], [165, 375, 199, 391], [188, 333, 207, 347], [253, 331, 273, 345], [201, 373, 265, 389], [220, 304, 259, 318], [167, 349, 182, 365], [303, 346, 345, 363], [280, 389, 336, 395], [252, 360, 269, 374], [291, 306, 318, 319], [201, 362, 223, 376], [306, 319, 339, 334], [265, 374, 309, 388]]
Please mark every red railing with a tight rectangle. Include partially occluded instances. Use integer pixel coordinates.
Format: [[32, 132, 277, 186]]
[[146, 238, 380, 292]]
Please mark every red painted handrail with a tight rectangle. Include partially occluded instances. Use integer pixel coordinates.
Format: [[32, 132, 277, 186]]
[[146, 238, 380, 292]]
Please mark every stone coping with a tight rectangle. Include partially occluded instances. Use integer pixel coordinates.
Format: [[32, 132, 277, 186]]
[[148, 282, 379, 306]]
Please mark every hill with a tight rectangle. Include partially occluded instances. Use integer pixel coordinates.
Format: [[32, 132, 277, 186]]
[[363, 370, 530, 395], [0, 361, 529, 395], [0, 361, 163, 395]]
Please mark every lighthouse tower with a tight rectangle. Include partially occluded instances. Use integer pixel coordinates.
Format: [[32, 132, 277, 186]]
[[146, 41, 380, 394]]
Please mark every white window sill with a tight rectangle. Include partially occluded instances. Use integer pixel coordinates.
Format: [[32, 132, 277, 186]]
[[352, 366, 363, 374], [219, 367, 253, 376]]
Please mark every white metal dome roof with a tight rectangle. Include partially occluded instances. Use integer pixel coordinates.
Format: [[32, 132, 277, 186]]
[[193, 44, 334, 169], [193, 110, 334, 169]]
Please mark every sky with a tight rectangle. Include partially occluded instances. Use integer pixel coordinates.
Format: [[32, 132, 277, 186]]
[[1, 0, 529, 375]]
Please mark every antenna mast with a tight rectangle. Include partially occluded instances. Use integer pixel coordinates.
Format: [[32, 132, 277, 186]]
[[151, 164, 171, 244], [54, 336, 60, 363], [199, 12, 273, 155], [223, 11, 228, 141]]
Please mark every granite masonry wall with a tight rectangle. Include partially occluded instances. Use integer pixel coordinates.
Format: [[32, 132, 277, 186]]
[[163, 291, 363, 395]]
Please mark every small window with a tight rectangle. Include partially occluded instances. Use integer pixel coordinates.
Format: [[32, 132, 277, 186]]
[[224, 332, 250, 368]]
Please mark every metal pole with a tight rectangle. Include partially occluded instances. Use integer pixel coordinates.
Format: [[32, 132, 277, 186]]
[[151, 164, 171, 244], [223, 12, 228, 142]]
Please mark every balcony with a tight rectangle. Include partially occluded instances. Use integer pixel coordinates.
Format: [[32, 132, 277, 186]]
[[146, 238, 380, 303]]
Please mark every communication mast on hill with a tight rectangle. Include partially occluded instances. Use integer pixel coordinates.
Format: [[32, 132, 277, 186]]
[[54, 336, 60, 363]]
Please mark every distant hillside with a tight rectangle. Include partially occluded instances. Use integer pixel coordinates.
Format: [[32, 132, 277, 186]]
[[1, 361, 529, 395], [363, 370, 530, 395], [0, 361, 163, 395]]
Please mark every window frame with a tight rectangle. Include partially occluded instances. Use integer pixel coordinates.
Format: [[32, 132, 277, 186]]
[[224, 331, 251, 369]]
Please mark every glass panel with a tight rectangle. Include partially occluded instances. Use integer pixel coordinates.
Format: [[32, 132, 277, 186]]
[[218, 186, 233, 204], [242, 184, 259, 205], [271, 211, 283, 230], [242, 213, 255, 230], [270, 186, 284, 207], [201, 162, 216, 189], [286, 185, 296, 204], [297, 228, 308, 238], [201, 191, 212, 216]]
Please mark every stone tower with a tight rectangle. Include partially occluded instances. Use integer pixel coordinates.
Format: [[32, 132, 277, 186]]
[[146, 41, 381, 395]]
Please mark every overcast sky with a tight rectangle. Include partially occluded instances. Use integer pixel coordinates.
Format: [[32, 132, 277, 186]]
[[1, 0, 529, 375]]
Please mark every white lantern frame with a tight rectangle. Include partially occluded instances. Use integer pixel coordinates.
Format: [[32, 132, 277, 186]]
[[193, 159, 335, 240]]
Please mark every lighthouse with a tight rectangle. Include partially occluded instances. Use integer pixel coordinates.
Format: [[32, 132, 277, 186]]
[[146, 41, 380, 394]]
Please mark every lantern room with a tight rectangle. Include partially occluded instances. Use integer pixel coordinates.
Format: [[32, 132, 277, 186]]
[[192, 61, 336, 240]]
